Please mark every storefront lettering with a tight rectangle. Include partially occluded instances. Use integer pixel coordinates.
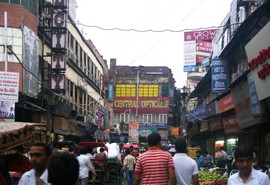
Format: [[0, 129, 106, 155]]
[[114, 99, 168, 108], [248, 46, 270, 79]]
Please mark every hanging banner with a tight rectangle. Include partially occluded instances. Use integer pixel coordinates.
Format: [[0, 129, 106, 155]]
[[0, 101, 15, 122], [0, 72, 19, 102], [211, 58, 228, 92], [94, 106, 104, 126], [128, 121, 139, 143]]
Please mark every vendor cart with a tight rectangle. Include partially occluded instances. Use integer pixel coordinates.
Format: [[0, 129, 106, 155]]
[[0, 122, 39, 185], [78, 142, 109, 185]]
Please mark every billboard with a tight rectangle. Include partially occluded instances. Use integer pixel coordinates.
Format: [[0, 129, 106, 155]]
[[0, 72, 19, 102], [23, 26, 39, 96], [211, 58, 228, 92]]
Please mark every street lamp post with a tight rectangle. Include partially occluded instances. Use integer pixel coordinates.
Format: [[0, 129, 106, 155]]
[[132, 66, 144, 121], [180, 86, 189, 137]]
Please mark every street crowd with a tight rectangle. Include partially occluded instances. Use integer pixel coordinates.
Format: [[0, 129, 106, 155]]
[[1, 132, 270, 185]]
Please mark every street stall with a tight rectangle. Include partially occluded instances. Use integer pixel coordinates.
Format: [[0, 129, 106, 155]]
[[0, 122, 39, 184]]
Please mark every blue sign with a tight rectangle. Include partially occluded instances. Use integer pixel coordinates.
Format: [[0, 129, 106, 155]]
[[189, 105, 207, 121], [211, 58, 228, 92], [247, 73, 262, 117], [108, 84, 114, 102], [184, 65, 197, 72]]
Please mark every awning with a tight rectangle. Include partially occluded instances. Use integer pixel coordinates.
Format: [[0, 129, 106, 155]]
[[0, 122, 39, 155]]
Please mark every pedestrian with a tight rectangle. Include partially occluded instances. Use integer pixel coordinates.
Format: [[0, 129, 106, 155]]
[[228, 145, 270, 185], [201, 150, 214, 168], [173, 138, 199, 185], [77, 147, 96, 185], [48, 151, 79, 185], [95, 147, 106, 160], [18, 142, 52, 185], [215, 147, 227, 168], [134, 132, 176, 185], [195, 150, 203, 169], [129, 145, 136, 157], [123, 148, 136, 185]]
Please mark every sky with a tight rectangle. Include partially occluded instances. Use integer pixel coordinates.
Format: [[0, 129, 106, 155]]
[[75, 0, 232, 88]]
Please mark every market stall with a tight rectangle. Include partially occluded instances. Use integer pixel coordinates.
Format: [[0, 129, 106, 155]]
[[0, 122, 40, 184]]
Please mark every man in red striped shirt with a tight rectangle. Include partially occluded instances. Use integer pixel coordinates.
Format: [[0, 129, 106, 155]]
[[134, 132, 176, 185]]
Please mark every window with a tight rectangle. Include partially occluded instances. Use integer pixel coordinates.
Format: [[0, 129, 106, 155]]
[[120, 113, 129, 123], [139, 84, 158, 97], [143, 114, 152, 123], [161, 83, 169, 97], [115, 84, 136, 97], [159, 114, 167, 123]]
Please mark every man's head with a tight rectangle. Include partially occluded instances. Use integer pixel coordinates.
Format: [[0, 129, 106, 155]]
[[125, 148, 130, 155], [29, 142, 52, 172], [48, 152, 79, 185], [130, 145, 134, 151], [147, 132, 161, 147], [175, 138, 187, 153], [234, 145, 253, 173], [100, 147, 105, 153], [202, 151, 208, 157], [79, 147, 88, 155], [196, 150, 201, 157]]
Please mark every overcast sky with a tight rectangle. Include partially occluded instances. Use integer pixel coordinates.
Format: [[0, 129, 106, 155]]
[[75, 0, 232, 88]]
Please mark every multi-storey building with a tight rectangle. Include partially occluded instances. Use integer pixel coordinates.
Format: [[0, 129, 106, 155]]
[[0, 0, 108, 143], [187, 0, 270, 164], [107, 59, 176, 143]]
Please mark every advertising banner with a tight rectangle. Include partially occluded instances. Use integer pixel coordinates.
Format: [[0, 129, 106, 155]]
[[158, 129, 168, 140], [183, 41, 196, 67], [23, 26, 39, 96], [184, 29, 217, 41], [108, 84, 114, 102], [218, 93, 234, 113], [206, 101, 217, 117], [128, 121, 139, 143], [94, 106, 104, 126], [184, 65, 197, 72], [211, 58, 228, 92], [245, 22, 270, 101], [222, 115, 241, 134], [189, 105, 207, 121], [0, 101, 15, 122], [0, 72, 19, 102], [197, 40, 213, 53], [231, 79, 261, 129]]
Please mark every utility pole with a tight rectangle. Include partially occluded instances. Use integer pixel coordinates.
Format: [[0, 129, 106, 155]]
[[4, 11, 8, 72], [133, 66, 144, 122]]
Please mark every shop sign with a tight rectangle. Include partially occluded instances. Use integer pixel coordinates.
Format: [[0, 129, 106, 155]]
[[189, 105, 207, 121], [110, 133, 128, 143], [218, 93, 234, 113], [245, 21, 270, 101], [158, 129, 168, 140], [170, 127, 180, 136], [231, 79, 261, 129], [0, 72, 19, 102], [184, 29, 217, 41], [210, 117, 222, 131], [206, 101, 217, 117], [247, 73, 263, 117], [94, 106, 104, 126], [128, 121, 139, 143], [222, 115, 241, 134], [197, 40, 213, 53], [113, 97, 169, 114], [211, 58, 228, 92], [200, 121, 209, 132]]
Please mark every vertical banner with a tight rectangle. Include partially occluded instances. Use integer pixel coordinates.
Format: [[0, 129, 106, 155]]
[[211, 58, 228, 92], [128, 121, 139, 143], [23, 26, 39, 96], [94, 106, 104, 127], [108, 84, 114, 102]]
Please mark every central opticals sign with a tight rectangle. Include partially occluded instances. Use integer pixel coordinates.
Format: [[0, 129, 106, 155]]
[[113, 97, 169, 114]]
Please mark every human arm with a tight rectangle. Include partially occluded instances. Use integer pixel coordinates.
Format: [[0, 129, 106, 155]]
[[86, 158, 96, 175], [134, 173, 141, 185], [168, 168, 176, 185], [192, 174, 199, 185]]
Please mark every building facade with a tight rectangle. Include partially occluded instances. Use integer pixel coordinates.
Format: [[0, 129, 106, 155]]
[[0, 0, 108, 143]]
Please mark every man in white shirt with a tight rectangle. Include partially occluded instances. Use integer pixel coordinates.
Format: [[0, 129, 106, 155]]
[[228, 145, 270, 185], [18, 142, 52, 185], [77, 147, 96, 185], [173, 138, 199, 185], [123, 148, 136, 185]]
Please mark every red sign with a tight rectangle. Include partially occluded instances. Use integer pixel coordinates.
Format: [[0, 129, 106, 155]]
[[222, 115, 241, 134], [113, 97, 169, 114], [197, 40, 213, 53], [210, 117, 222, 131], [218, 93, 234, 113], [184, 29, 217, 41], [196, 55, 206, 63]]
